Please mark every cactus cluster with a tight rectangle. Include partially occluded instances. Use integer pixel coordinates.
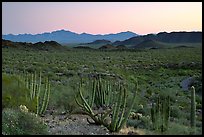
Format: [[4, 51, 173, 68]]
[[23, 71, 51, 115], [151, 95, 170, 132], [91, 76, 113, 108], [75, 76, 137, 132]]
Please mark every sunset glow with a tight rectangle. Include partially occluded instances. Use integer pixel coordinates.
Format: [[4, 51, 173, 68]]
[[2, 2, 202, 35]]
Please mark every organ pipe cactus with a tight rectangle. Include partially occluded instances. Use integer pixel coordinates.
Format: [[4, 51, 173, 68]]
[[93, 76, 112, 108], [108, 84, 137, 132], [151, 95, 170, 132], [190, 86, 196, 134], [23, 71, 50, 115], [85, 75, 113, 109], [75, 77, 111, 125], [39, 77, 50, 115], [75, 76, 137, 132], [36, 71, 42, 115]]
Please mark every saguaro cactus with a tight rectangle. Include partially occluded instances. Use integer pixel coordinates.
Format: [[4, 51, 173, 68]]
[[151, 95, 170, 132], [190, 86, 196, 134]]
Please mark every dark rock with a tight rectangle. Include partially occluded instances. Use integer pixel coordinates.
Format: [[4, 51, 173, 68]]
[[180, 77, 194, 91], [128, 131, 139, 135]]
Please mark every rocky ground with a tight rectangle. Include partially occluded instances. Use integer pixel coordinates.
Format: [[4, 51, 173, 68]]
[[41, 110, 142, 135], [41, 109, 111, 135]]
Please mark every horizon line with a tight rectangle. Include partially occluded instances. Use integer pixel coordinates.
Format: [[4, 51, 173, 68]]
[[2, 29, 202, 36]]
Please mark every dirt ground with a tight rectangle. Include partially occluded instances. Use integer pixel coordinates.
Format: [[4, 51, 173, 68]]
[[42, 111, 142, 135], [42, 112, 111, 135]]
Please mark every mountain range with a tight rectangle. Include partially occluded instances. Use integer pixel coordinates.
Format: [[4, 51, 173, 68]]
[[2, 29, 138, 44], [113, 31, 202, 46]]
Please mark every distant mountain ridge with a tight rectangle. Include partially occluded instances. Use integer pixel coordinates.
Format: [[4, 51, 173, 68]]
[[2, 29, 138, 43], [113, 31, 202, 46], [131, 40, 165, 49], [2, 39, 65, 51], [86, 39, 112, 45]]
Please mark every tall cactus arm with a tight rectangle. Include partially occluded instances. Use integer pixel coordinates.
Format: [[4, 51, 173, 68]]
[[110, 93, 119, 130], [33, 71, 37, 98], [78, 85, 94, 115], [38, 71, 42, 96], [106, 81, 111, 106], [39, 78, 49, 115], [117, 87, 137, 131], [75, 95, 84, 108], [36, 71, 42, 115], [116, 87, 127, 130], [43, 82, 50, 114], [30, 73, 34, 99], [90, 79, 96, 108], [151, 103, 156, 129], [112, 84, 123, 131], [190, 86, 196, 134]]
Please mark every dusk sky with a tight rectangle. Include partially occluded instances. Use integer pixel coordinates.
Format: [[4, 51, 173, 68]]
[[2, 2, 202, 35]]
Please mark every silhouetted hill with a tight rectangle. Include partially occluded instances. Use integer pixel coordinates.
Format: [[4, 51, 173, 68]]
[[98, 44, 116, 50], [115, 45, 127, 49], [2, 39, 65, 51], [73, 46, 93, 49], [87, 39, 111, 45], [173, 45, 194, 49], [33, 41, 64, 50], [131, 40, 164, 49], [113, 31, 202, 46], [113, 40, 122, 45], [2, 39, 18, 48], [98, 44, 128, 50]]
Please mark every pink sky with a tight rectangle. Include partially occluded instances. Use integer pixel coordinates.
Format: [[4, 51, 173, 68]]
[[2, 2, 202, 35]]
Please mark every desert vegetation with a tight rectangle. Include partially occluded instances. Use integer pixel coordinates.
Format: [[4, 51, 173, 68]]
[[2, 42, 202, 135]]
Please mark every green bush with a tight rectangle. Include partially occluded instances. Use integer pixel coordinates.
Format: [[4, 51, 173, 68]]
[[163, 122, 192, 135], [170, 105, 181, 118], [2, 73, 36, 112], [127, 119, 141, 128], [49, 83, 79, 113], [2, 108, 49, 135]]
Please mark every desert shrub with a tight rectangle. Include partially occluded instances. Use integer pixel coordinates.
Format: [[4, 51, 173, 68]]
[[127, 119, 141, 128], [196, 103, 202, 110], [170, 105, 182, 118], [49, 83, 79, 113], [163, 122, 194, 135], [127, 115, 151, 129], [2, 108, 49, 135], [195, 95, 202, 105], [2, 73, 36, 112], [177, 117, 190, 126], [193, 75, 202, 94]]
